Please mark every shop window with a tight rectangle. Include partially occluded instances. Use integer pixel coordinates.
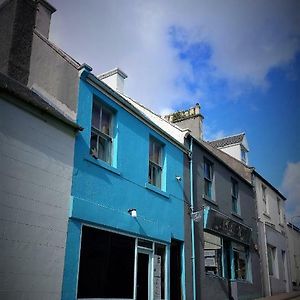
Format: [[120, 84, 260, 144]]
[[267, 244, 278, 277], [77, 226, 135, 299], [204, 159, 214, 200], [204, 231, 223, 276], [231, 178, 240, 214], [232, 243, 249, 280], [90, 100, 114, 164], [148, 137, 164, 189]]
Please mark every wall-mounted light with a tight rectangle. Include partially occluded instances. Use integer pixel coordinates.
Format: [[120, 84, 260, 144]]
[[128, 208, 137, 218], [176, 176, 182, 181]]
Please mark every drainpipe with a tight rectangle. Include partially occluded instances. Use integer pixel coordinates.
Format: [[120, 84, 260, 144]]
[[189, 136, 197, 300]]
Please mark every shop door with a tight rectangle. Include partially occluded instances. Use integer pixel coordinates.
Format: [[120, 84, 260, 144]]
[[137, 251, 151, 300], [170, 239, 182, 300]]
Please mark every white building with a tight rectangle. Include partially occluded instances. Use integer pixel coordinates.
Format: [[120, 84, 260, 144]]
[[287, 223, 300, 290], [209, 133, 292, 296], [0, 73, 80, 299]]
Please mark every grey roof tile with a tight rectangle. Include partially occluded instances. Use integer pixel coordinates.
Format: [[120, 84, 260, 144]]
[[209, 133, 245, 148]]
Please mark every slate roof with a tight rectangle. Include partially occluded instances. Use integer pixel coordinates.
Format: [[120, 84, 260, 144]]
[[0, 72, 82, 130], [209, 133, 245, 148]]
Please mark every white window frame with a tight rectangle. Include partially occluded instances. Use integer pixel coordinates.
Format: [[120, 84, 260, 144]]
[[148, 137, 164, 189], [231, 178, 240, 215], [204, 159, 214, 201], [90, 101, 114, 164]]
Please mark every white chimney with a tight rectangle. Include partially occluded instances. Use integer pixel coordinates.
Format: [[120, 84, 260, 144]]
[[98, 68, 127, 94]]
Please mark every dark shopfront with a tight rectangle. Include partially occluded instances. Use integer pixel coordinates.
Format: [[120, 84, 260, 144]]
[[202, 207, 260, 300]]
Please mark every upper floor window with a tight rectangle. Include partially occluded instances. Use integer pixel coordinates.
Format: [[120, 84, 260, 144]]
[[231, 178, 240, 214], [262, 184, 269, 214], [90, 101, 113, 164], [241, 147, 247, 163], [148, 138, 163, 189], [204, 159, 214, 200], [277, 198, 284, 225]]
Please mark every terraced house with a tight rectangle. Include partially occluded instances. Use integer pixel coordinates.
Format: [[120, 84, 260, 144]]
[[61, 67, 188, 300]]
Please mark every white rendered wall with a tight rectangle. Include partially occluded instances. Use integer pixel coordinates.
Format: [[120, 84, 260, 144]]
[[254, 175, 292, 295], [0, 98, 75, 300], [287, 226, 300, 288], [220, 144, 242, 162]]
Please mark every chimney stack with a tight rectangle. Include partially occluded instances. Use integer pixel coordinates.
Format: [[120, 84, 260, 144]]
[[0, 0, 56, 84], [35, 0, 56, 39], [98, 68, 128, 94], [164, 103, 204, 140]]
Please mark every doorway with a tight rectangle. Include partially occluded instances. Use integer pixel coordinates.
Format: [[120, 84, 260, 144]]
[[170, 239, 182, 300], [137, 250, 152, 300]]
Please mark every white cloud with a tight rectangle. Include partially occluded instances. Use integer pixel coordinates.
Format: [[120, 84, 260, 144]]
[[49, 0, 300, 113], [281, 162, 300, 225]]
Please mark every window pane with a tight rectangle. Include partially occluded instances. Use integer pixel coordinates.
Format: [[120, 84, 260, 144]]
[[90, 131, 98, 158], [232, 180, 238, 198], [153, 142, 161, 165], [101, 109, 111, 136], [204, 161, 211, 179], [234, 250, 247, 280], [98, 136, 110, 163], [204, 232, 223, 276], [232, 197, 238, 213], [204, 179, 212, 198], [77, 226, 135, 298], [267, 246, 274, 276], [92, 103, 101, 129]]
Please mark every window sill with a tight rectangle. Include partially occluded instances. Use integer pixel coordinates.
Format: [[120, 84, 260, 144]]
[[145, 183, 170, 199], [263, 212, 271, 219], [202, 194, 218, 206], [231, 212, 243, 220], [205, 273, 226, 280], [230, 279, 252, 284], [84, 156, 121, 176]]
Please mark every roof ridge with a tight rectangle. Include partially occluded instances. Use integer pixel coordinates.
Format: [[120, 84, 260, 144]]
[[120, 93, 188, 134], [209, 132, 245, 143]]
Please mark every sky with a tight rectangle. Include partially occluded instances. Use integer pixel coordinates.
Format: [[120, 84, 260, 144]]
[[49, 0, 300, 225]]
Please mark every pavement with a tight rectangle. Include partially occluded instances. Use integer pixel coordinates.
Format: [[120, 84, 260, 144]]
[[256, 291, 300, 300]]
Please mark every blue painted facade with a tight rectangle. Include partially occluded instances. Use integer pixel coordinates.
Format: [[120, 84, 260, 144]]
[[62, 69, 186, 299]]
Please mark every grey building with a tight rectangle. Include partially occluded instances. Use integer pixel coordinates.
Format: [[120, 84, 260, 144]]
[[0, 73, 81, 299], [0, 0, 81, 114], [210, 134, 292, 296], [165, 107, 263, 300]]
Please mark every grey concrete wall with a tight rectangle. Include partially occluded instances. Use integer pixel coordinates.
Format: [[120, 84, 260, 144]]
[[0, 96, 75, 300], [0, 0, 15, 74], [266, 225, 291, 294], [0, 0, 36, 84], [28, 32, 79, 113], [184, 140, 263, 300]]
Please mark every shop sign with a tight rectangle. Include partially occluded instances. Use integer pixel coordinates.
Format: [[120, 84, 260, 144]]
[[205, 208, 251, 244]]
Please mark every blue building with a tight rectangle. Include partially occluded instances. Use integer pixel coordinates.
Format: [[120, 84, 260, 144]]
[[62, 67, 188, 300]]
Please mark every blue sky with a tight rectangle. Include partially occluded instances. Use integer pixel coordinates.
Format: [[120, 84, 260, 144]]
[[49, 0, 300, 224]]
